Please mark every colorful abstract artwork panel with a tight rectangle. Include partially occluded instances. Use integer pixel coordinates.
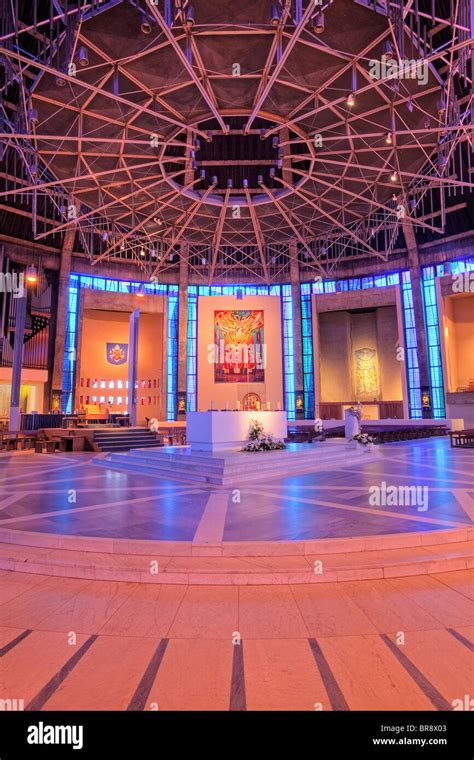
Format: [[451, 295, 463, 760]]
[[213, 310, 265, 383]]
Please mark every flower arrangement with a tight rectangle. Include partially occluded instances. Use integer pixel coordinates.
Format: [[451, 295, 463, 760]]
[[148, 417, 160, 433], [242, 419, 286, 452], [353, 432, 374, 446]]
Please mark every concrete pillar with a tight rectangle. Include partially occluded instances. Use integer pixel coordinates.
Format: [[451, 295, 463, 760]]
[[51, 224, 75, 406], [128, 308, 140, 426], [9, 294, 27, 432], [289, 242, 304, 418], [403, 219, 433, 418], [177, 243, 189, 415]]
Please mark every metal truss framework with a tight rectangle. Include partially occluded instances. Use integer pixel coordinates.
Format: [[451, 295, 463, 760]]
[[0, 0, 472, 284]]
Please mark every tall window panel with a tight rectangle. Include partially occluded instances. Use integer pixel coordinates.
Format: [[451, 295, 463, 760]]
[[61, 275, 79, 414], [167, 285, 179, 420], [281, 284, 296, 420], [186, 286, 198, 412], [421, 267, 445, 418], [401, 272, 422, 418], [300, 282, 314, 419]]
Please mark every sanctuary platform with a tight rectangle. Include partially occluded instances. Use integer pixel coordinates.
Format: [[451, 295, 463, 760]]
[[93, 439, 375, 486]]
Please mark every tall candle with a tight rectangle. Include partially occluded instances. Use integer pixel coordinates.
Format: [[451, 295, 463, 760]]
[[266, 401, 270, 411]]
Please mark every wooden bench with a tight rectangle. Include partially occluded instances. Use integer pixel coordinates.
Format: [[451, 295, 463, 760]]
[[450, 429, 474, 448]]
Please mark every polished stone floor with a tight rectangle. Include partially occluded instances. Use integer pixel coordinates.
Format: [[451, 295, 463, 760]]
[[0, 439, 472, 542], [0, 568, 472, 710]]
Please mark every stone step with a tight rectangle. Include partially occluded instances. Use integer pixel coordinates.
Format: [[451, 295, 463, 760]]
[[0, 538, 471, 585], [95, 442, 368, 484]]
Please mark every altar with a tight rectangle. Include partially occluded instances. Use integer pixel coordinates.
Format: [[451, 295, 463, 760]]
[[186, 410, 288, 452]]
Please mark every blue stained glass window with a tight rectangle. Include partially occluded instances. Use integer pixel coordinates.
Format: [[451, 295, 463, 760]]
[[401, 272, 422, 418], [186, 286, 198, 412], [167, 285, 179, 420], [281, 284, 296, 420], [421, 267, 445, 418], [300, 283, 315, 419]]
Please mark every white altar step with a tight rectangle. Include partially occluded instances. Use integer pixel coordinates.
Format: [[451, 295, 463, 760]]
[[94, 440, 376, 485]]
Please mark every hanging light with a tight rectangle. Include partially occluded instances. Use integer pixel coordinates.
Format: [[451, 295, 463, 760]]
[[384, 40, 394, 60], [78, 46, 89, 67], [184, 6, 195, 30], [136, 284, 145, 298], [139, 247, 146, 257], [346, 92, 355, 107], [271, 4, 281, 26], [313, 12, 324, 34], [385, 132, 393, 145], [25, 265, 37, 285], [390, 171, 398, 182]]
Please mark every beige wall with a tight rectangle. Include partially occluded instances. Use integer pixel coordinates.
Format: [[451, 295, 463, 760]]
[[197, 295, 283, 411], [443, 294, 474, 391], [318, 306, 402, 402], [79, 309, 164, 423]]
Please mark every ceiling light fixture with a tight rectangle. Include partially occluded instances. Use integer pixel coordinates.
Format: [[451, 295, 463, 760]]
[[141, 21, 152, 34], [78, 46, 89, 67], [313, 11, 324, 34], [271, 4, 281, 26], [26, 264, 38, 285], [184, 6, 195, 30], [385, 132, 393, 144], [346, 92, 355, 107], [136, 284, 145, 298], [390, 171, 398, 182]]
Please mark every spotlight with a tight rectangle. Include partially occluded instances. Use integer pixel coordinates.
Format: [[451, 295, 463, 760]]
[[211, 175, 217, 185], [29, 108, 38, 126], [78, 46, 89, 67], [201, 257, 207, 266], [277, 158, 282, 169], [407, 96, 413, 113], [227, 178, 233, 188], [141, 21, 152, 34], [136, 284, 145, 298], [56, 74, 66, 87], [184, 6, 195, 30], [272, 135, 279, 148], [269, 167, 275, 178], [140, 248, 146, 257], [423, 116, 430, 130], [257, 174, 263, 184], [207, 130, 213, 142], [385, 132, 393, 145], [101, 231, 108, 242], [259, 128, 266, 139], [243, 178, 248, 188], [26, 265, 37, 285], [150, 247, 157, 258], [384, 40, 394, 60], [271, 4, 280, 26], [390, 171, 398, 182], [313, 11, 324, 34], [346, 92, 355, 107], [200, 169, 206, 179]]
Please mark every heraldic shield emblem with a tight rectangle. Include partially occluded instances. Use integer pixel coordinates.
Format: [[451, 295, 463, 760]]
[[106, 343, 128, 365]]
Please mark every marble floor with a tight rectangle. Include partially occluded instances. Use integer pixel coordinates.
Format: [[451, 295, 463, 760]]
[[0, 439, 472, 543], [0, 439, 472, 710], [0, 568, 472, 710]]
